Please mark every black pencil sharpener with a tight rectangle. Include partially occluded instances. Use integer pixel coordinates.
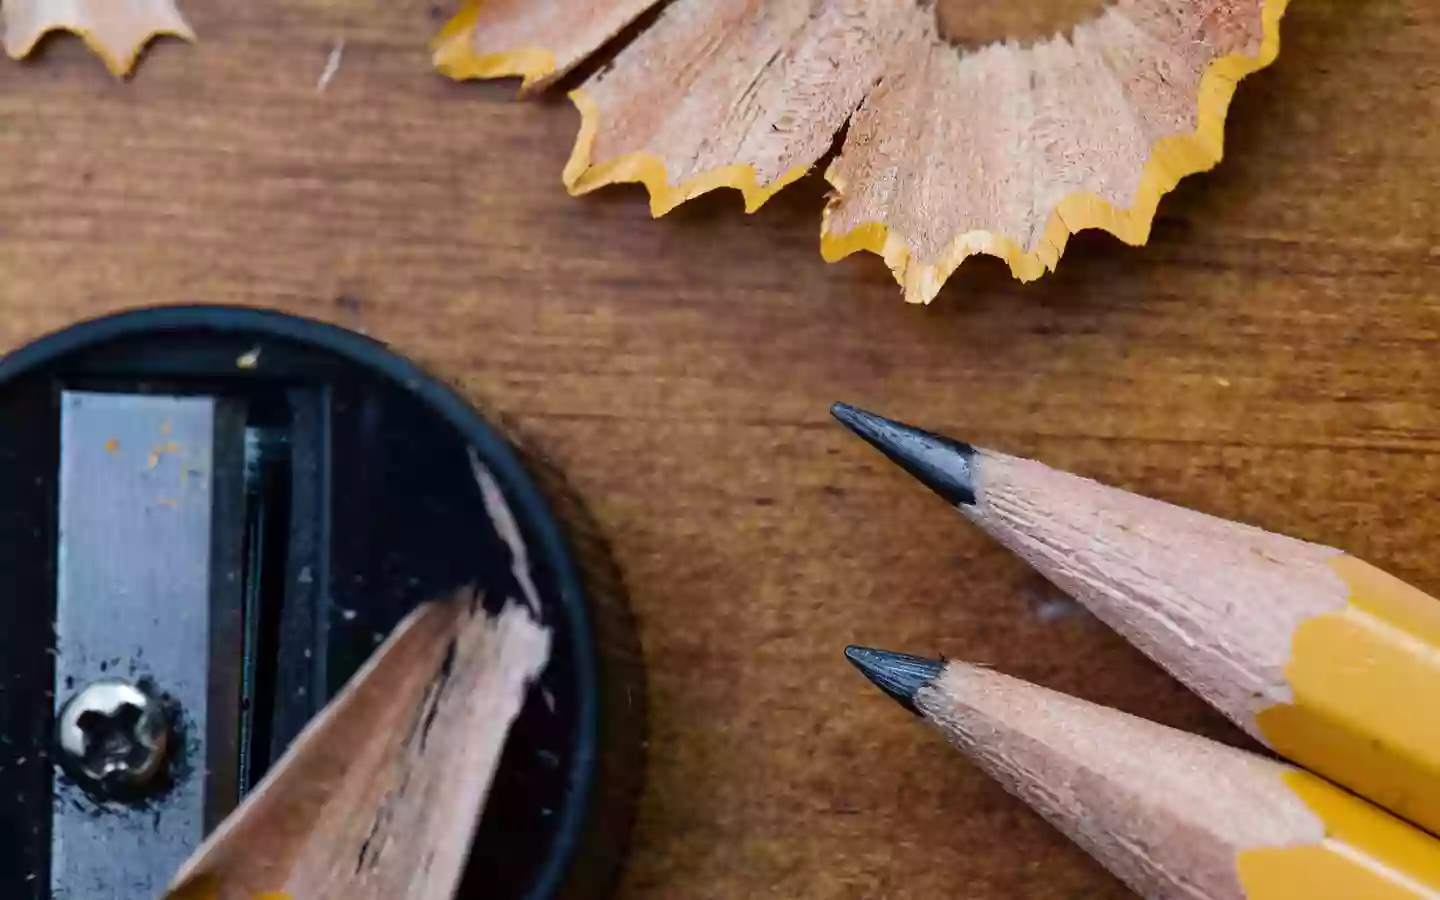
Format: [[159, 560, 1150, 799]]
[[0, 307, 644, 900]]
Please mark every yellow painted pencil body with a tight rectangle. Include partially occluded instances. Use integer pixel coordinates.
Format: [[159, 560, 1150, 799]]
[[1257, 556, 1440, 841], [1240, 769, 1440, 899]]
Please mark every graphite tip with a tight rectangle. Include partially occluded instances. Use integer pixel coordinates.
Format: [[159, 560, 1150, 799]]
[[845, 646, 944, 714], [829, 403, 977, 506]]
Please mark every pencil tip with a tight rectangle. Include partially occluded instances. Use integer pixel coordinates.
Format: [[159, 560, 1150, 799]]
[[829, 404, 977, 506], [845, 646, 944, 714]]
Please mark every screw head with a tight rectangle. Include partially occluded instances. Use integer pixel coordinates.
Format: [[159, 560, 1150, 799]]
[[56, 680, 170, 793]]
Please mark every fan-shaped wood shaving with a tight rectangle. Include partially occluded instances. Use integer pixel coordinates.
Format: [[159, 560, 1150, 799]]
[[3, 0, 193, 76], [565, 0, 919, 216], [433, 0, 666, 95], [437, 0, 1289, 303]]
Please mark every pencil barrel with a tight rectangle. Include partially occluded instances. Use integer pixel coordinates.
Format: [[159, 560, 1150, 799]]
[[1236, 771, 1440, 900], [1256, 556, 1440, 839]]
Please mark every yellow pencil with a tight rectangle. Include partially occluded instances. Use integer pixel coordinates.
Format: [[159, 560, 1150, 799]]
[[833, 403, 1440, 837], [847, 647, 1440, 899]]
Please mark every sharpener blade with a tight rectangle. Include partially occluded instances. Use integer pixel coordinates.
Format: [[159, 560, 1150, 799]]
[[52, 393, 242, 897]]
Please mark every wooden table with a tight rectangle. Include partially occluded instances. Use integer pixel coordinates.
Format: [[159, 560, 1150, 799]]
[[2, 2, 1437, 897]]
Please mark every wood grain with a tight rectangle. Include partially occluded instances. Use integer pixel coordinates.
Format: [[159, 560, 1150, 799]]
[[0, 2, 1437, 899]]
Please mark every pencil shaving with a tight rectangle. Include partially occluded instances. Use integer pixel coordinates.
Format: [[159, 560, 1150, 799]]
[[436, 0, 1288, 302], [166, 591, 551, 900], [432, 0, 665, 94], [2, 0, 194, 76]]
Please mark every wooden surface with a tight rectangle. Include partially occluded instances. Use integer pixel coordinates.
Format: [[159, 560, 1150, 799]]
[[2, 2, 1439, 898]]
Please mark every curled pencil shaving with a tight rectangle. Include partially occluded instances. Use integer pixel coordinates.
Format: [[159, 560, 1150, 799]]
[[561, 0, 916, 217], [2, 0, 194, 76], [166, 593, 551, 900], [436, 0, 1288, 303], [432, 0, 665, 94]]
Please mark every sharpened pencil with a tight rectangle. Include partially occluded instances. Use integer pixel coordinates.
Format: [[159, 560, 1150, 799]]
[[833, 403, 1440, 838], [847, 647, 1440, 900]]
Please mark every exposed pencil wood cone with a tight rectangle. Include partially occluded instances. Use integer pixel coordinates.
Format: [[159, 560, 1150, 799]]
[[435, 0, 1288, 302], [915, 658, 1440, 899], [831, 403, 1440, 839], [167, 592, 551, 900]]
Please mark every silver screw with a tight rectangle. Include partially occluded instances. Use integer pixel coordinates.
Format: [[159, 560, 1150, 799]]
[[56, 680, 170, 791]]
